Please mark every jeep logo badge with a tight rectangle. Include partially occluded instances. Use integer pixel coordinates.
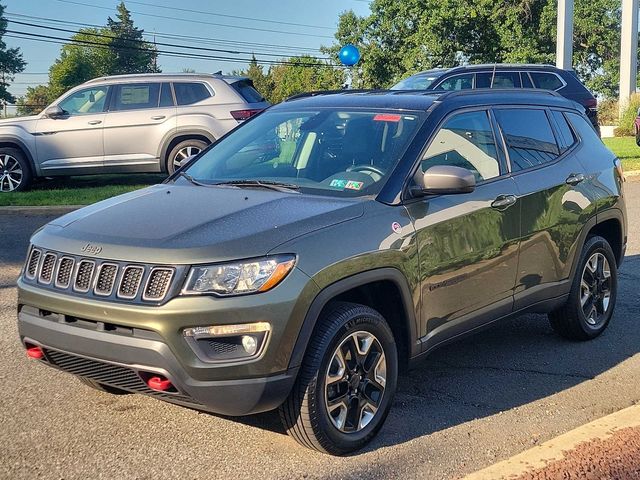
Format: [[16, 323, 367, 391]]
[[81, 243, 103, 255]]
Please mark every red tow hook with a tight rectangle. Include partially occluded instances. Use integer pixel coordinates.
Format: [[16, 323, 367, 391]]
[[147, 375, 173, 392], [26, 345, 44, 360]]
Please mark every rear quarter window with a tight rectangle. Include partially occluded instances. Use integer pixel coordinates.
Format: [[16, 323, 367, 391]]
[[174, 82, 212, 105], [231, 80, 265, 103], [530, 72, 564, 91], [566, 112, 612, 157], [550, 110, 577, 152]]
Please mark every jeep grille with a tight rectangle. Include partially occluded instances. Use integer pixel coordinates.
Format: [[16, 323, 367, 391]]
[[23, 247, 179, 304]]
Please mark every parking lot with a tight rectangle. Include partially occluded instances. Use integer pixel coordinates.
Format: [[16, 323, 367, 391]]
[[1, 182, 639, 480]]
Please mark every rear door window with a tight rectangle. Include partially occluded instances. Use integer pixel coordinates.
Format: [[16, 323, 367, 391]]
[[111, 83, 160, 111], [434, 74, 473, 91], [495, 108, 560, 172], [520, 72, 534, 88], [475, 72, 521, 89], [530, 72, 564, 91], [422, 110, 501, 182], [231, 80, 265, 103], [173, 82, 212, 105]]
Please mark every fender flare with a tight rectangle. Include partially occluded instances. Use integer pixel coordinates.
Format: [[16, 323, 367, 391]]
[[288, 268, 420, 370], [0, 136, 38, 176]]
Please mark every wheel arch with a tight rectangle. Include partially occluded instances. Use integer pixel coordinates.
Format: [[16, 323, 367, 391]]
[[289, 268, 419, 372], [159, 130, 215, 172], [0, 137, 37, 176], [590, 209, 625, 266]]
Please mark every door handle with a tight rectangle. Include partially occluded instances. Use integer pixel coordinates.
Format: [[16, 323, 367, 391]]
[[565, 173, 585, 186], [491, 194, 517, 210], [87, 120, 102, 125], [151, 115, 166, 120]]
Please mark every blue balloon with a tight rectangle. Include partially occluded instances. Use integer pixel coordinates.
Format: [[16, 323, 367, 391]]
[[339, 44, 361, 66]]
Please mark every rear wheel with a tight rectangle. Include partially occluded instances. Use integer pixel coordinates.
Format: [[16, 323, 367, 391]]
[[279, 302, 398, 455], [0, 148, 32, 192], [166, 139, 208, 175], [78, 377, 131, 395], [549, 235, 618, 340]]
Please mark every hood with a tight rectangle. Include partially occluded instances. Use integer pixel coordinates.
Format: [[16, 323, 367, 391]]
[[0, 115, 39, 127], [32, 184, 364, 264]]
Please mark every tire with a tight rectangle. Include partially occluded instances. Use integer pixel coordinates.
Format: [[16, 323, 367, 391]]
[[0, 147, 32, 192], [166, 139, 208, 175], [78, 377, 131, 395], [548, 235, 618, 341], [279, 302, 398, 455]]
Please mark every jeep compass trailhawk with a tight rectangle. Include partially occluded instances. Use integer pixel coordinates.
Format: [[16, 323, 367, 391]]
[[17, 89, 627, 455]]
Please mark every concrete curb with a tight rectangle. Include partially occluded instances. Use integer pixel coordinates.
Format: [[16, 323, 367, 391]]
[[462, 403, 640, 480], [0, 205, 84, 215]]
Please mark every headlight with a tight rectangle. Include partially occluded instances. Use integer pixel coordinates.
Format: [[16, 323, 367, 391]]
[[182, 255, 296, 296]]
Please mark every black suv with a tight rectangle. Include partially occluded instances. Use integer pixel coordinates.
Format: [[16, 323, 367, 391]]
[[18, 89, 626, 455], [392, 64, 599, 131]]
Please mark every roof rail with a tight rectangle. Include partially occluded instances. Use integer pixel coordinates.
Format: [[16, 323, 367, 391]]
[[284, 89, 388, 102], [435, 88, 563, 101]]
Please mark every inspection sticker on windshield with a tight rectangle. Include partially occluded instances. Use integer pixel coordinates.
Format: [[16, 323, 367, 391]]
[[345, 181, 364, 191], [330, 179, 348, 189]]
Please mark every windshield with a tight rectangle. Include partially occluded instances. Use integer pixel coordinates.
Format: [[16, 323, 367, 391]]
[[391, 74, 441, 90], [183, 108, 423, 197]]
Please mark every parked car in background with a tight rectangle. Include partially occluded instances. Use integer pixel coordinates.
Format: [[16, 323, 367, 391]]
[[0, 73, 269, 192], [18, 88, 626, 454], [391, 64, 599, 132]]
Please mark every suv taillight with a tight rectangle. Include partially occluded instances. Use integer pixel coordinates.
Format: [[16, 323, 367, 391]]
[[231, 109, 263, 121]]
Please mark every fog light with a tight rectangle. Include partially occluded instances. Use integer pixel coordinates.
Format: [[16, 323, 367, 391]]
[[242, 335, 258, 355]]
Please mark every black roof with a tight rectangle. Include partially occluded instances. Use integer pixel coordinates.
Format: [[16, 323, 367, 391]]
[[273, 88, 580, 113]]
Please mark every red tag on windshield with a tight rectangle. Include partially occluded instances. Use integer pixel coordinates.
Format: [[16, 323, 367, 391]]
[[373, 114, 402, 122]]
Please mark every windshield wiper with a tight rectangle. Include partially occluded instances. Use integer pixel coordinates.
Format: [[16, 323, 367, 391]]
[[213, 179, 301, 193], [175, 171, 208, 187]]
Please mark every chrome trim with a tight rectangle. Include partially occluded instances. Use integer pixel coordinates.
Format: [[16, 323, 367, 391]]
[[142, 267, 175, 302], [117, 265, 145, 300], [73, 259, 96, 293], [25, 248, 42, 280], [54, 256, 75, 289], [93, 262, 119, 297], [38, 252, 57, 285]]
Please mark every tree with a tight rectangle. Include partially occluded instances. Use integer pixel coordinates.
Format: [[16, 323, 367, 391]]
[[107, 1, 159, 74], [265, 57, 343, 103], [16, 85, 53, 115], [244, 55, 274, 100], [327, 0, 627, 97], [0, 3, 26, 105]]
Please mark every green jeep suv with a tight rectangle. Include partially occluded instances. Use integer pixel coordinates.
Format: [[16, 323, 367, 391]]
[[17, 89, 627, 455]]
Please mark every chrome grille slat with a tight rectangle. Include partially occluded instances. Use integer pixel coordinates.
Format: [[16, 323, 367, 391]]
[[94, 263, 118, 296], [118, 266, 145, 300], [26, 248, 41, 279], [55, 257, 75, 289], [143, 268, 174, 301], [74, 260, 96, 293], [38, 252, 57, 284], [23, 248, 176, 303]]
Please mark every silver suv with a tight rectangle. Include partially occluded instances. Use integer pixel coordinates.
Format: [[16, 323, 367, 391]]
[[0, 73, 269, 192]]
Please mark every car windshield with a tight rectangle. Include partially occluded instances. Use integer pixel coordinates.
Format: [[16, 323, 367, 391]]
[[183, 108, 423, 197], [391, 74, 441, 90]]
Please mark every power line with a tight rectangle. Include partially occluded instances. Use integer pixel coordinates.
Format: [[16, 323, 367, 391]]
[[4, 31, 342, 68], [53, 0, 334, 39], [6, 12, 325, 55], [125, 0, 334, 30], [7, 19, 333, 61]]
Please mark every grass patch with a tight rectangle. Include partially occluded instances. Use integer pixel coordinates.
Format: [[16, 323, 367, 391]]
[[0, 174, 165, 207], [602, 137, 640, 171]]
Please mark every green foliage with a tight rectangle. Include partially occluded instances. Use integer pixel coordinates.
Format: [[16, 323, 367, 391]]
[[597, 98, 619, 126], [0, 3, 26, 104], [328, 0, 626, 95], [16, 1, 158, 115], [614, 93, 640, 137], [603, 137, 640, 171]]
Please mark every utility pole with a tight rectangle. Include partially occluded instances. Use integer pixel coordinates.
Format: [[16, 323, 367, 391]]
[[619, 0, 639, 116], [556, 0, 574, 70]]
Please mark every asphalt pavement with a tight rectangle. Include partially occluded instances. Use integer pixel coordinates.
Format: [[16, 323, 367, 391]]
[[1, 183, 639, 480]]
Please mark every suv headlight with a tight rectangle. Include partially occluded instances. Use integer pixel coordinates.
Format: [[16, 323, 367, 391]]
[[181, 255, 296, 296]]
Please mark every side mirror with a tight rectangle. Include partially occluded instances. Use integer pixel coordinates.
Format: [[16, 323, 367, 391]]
[[44, 105, 65, 119], [415, 165, 476, 195]]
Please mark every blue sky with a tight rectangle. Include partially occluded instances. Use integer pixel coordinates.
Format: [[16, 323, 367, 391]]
[[4, 0, 372, 101]]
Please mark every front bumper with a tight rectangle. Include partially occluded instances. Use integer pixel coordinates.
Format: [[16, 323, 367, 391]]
[[18, 305, 298, 416]]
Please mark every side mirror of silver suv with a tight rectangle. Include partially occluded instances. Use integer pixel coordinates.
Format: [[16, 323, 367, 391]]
[[44, 105, 65, 119]]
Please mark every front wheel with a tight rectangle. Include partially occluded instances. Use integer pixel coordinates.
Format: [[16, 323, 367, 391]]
[[549, 235, 618, 340], [279, 302, 398, 455], [0, 148, 32, 192]]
